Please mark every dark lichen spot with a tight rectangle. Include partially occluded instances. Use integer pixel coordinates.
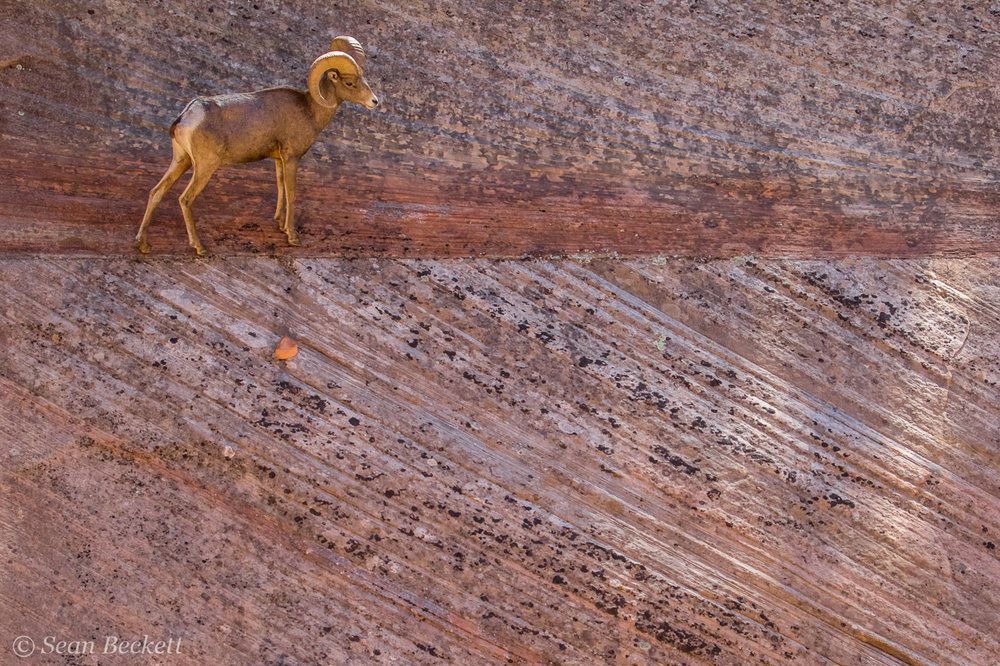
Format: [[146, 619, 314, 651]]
[[826, 493, 855, 509]]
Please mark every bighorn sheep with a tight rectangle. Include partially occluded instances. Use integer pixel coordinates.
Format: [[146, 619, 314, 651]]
[[135, 36, 378, 255]]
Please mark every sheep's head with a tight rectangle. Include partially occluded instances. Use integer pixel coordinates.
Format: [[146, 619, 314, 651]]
[[307, 36, 379, 110]]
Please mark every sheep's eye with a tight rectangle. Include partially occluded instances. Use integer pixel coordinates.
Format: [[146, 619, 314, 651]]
[[346, 81, 356, 87]]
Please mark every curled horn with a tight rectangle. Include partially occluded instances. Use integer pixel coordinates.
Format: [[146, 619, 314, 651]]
[[330, 35, 366, 71], [307, 51, 360, 108]]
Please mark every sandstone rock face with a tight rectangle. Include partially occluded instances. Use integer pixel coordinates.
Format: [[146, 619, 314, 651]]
[[1, 1, 999, 665], [2, 256, 998, 664], [2, 0, 999, 256]]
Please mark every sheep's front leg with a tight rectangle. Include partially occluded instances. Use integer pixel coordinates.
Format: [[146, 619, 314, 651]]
[[281, 155, 300, 246], [273, 157, 286, 231]]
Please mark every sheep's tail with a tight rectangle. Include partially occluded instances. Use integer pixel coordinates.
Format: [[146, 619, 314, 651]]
[[169, 98, 200, 138]]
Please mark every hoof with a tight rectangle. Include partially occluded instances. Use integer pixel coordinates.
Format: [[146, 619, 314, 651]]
[[193, 245, 208, 257], [135, 238, 150, 254], [286, 236, 301, 247]]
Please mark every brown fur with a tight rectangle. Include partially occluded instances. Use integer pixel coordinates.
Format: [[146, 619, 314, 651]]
[[136, 46, 377, 256]]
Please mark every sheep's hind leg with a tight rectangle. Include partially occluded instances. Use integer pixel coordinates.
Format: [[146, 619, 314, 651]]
[[273, 158, 286, 231], [178, 157, 220, 256], [280, 156, 300, 246], [135, 148, 192, 253]]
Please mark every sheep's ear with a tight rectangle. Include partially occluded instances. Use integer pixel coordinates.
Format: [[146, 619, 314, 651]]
[[308, 52, 359, 108]]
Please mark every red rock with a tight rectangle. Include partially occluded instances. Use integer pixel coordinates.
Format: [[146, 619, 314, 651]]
[[274, 336, 298, 360]]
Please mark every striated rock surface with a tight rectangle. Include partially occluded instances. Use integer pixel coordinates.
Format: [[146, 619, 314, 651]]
[[2, 0, 1000, 256], [1, 256, 999, 663], [2, 1, 1000, 664]]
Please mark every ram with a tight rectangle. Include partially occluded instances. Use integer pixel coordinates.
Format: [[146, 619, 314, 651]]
[[136, 36, 378, 255]]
